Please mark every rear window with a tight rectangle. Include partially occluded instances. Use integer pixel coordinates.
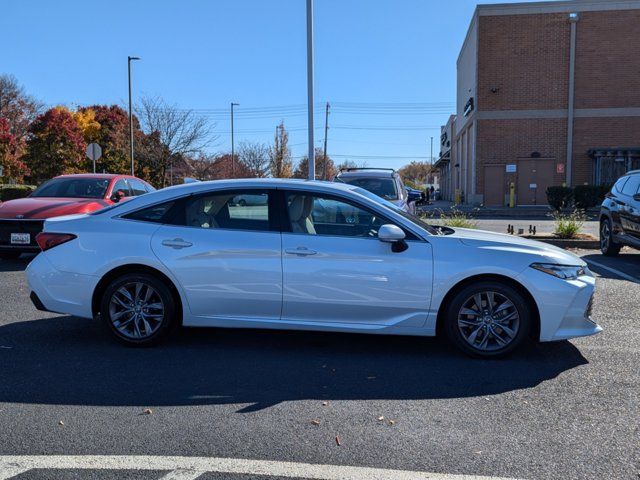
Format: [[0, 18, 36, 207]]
[[621, 174, 640, 196], [123, 201, 176, 223], [337, 177, 398, 201], [31, 177, 109, 199]]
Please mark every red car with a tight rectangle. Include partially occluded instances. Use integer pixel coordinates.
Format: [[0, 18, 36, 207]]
[[0, 174, 154, 259]]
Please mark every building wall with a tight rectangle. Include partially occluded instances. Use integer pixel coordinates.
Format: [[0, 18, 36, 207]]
[[458, 0, 640, 205], [573, 117, 640, 185], [574, 10, 640, 109], [477, 13, 570, 111], [456, 16, 478, 131]]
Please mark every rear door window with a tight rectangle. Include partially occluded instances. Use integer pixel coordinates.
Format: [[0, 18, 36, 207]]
[[621, 175, 640, 197]]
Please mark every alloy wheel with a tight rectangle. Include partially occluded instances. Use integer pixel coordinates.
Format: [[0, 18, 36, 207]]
[[457, 291, 520, 352], [108, 282, 165, 340]]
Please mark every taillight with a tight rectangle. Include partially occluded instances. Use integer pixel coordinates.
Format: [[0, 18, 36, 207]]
[[35, 233, 77, 251]]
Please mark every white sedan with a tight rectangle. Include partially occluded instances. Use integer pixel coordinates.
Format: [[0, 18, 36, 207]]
[[26, 179, 601, 358]]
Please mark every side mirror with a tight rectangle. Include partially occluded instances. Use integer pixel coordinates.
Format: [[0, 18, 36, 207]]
[[111, 189, 126, 203], [634, 193, 640, 202], [378, 224, 408, 252]]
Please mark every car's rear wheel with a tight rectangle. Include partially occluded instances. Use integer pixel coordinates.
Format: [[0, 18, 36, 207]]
[[600, 218, 621, 256], [100, 273, 176, 346], [445, 281, 531, 358]]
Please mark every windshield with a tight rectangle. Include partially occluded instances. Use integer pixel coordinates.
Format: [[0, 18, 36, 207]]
[[31, 177, 110, 199], [351, 187, 442, 236], [338, 177, 398, 200]]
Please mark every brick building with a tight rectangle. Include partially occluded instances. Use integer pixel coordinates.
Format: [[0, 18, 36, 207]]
[[441, 0, 640, 205]]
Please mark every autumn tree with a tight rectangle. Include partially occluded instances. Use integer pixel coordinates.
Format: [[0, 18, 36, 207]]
[[23, 107, 86, 183], [0, 74, 44, 141], [136, 96, 214, 187], [398, 161, 432, 186], [269, 122, 293, 178], [293, 148, 336, 180], [0, 118, 29, 182], [335, 159, 367, 172], [79, 105, 132, 175], [238, 141, 270, 178]]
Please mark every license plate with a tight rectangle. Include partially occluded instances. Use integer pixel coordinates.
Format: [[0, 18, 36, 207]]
[[10, 233, 30, 245]]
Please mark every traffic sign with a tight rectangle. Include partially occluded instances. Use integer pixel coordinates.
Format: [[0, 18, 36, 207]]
[[86, 143, 102, 173]]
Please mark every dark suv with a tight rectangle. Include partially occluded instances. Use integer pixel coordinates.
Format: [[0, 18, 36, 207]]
[[599, 170, 640, 256]]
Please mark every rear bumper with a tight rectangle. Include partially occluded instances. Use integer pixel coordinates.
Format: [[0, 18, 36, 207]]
[[25, 253, 97, 319], [0, 219, 44, 253]]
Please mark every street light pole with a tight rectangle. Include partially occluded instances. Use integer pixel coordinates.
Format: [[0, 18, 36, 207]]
[[306, 0, 315, 181], [230, 102, 239, 176], [128, 56, 140, 176]]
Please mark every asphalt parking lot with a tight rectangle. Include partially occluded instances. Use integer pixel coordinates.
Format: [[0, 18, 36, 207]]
[[0, 250, 638, 480]]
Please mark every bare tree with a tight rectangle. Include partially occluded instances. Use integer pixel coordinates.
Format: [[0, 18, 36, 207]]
[[238, 141, 270, 178], [136, 96, 217, 186], [0, 74, 44, 140]]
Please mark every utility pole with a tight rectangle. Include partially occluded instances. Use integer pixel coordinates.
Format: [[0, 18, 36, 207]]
[[127, 56, 140, 176], [306, 0, 315, 180], [322, 102, 330, 179], [430, 136, 434, 184], [230, 102, 239, 177]]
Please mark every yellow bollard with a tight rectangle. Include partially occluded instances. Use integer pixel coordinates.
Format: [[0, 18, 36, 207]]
[[454, 188, 461, 205], [509, 182, 515, 208]]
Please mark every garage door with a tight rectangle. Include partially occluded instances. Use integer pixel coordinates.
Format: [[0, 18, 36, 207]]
[[517, 159, 555, 206]]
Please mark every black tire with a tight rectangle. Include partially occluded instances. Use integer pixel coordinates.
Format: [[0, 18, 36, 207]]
[[0, 252, 21, 260], [444, 281, 532, 358], [100, 273, 176, 346], [238, 199, 247, 206], [600, 218, 621, 257]]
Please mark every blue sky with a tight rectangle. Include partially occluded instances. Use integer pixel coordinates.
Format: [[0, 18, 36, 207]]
[[4, 0, 547, 170]]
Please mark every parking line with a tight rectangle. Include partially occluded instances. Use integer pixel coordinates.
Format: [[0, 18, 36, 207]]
[[0, 455, 518, 480], [159, 469, 207, 480], [584, 258, 640, 284]]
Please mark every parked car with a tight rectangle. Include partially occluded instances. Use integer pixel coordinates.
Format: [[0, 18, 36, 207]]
[[0, 174, 154, 259], [26, 178, 600, 358], [405, 186, 424, 205], [599, 170, 640, 256], [334, 168, 416, 214]]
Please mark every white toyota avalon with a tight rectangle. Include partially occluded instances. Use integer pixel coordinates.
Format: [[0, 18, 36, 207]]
[[26, 179, 601, 358]]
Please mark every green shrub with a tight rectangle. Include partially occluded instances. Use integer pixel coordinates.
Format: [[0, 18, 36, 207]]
[[546, 186, 573, 210], [424, 208, 478, 229], [0, 184, 36, 202], [553, 209, 586, 239], [573, 184, 610, 210]]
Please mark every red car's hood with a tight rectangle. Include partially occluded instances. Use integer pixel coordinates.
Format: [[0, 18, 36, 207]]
[[0, 197, 110, 219]]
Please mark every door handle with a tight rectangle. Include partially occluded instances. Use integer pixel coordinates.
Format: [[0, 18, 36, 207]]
[[285, 247, 317, 256], [161, 238, 193, 249]]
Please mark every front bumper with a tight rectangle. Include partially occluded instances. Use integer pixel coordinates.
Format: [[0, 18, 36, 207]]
[[517, 267, 602, 342]]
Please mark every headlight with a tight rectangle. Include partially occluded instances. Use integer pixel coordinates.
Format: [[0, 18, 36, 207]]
[[530, 263, 586, 280]]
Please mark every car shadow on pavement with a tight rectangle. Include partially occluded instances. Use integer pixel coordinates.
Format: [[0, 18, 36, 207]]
[[0, 315, 588, 412], [0, 256, 32, 272], [581, 253, 640, 282]]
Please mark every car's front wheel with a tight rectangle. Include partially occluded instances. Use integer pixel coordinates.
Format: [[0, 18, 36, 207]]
[[444, 281, 531, 358], [600, 218, 621, 257], [100, 273, 176, 346]]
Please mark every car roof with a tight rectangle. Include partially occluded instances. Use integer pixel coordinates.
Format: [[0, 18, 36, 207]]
[[335, 169, 397, 178], [54, 174, 140, 180]]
